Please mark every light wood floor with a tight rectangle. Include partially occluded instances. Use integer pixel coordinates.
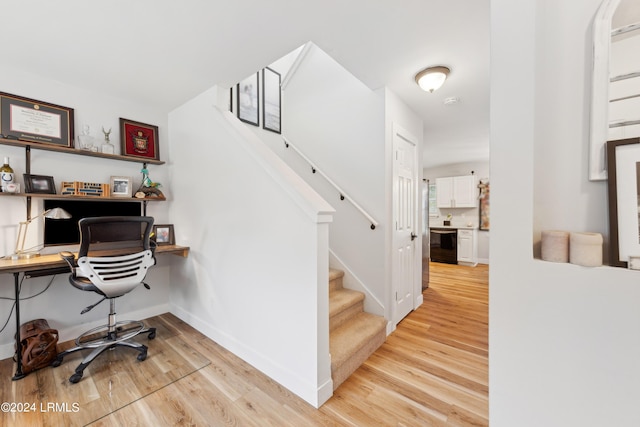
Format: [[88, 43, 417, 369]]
[[1, 262, 488, 426]]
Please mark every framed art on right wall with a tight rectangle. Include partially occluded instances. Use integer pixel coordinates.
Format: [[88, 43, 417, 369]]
[[606, 137, 640, 267], [262, 67, 281, 134]]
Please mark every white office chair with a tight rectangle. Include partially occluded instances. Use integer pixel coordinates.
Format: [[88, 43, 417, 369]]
[[52, 216, 157, 383]]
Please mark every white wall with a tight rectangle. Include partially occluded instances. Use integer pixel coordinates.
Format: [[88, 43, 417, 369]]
[[167, 85, 335, 407], [232, 45, 425, 324], [424, 160, 490, 263], [0, 64, 172, 359], [491, 1, 640, 426], [261, 44, 389, 317]]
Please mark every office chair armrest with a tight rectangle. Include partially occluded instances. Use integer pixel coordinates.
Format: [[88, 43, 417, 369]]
[[59, 251, 77, 272]]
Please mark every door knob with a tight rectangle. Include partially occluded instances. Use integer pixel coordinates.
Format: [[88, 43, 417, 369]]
[[411, 233, 417, 241]]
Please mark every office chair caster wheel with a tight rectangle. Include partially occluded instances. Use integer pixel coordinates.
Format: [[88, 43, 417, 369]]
[[148, 328, 156, 340], [69, 372, 83, 383], [51, 355, 63, 367], [137, 350, 147, 361]]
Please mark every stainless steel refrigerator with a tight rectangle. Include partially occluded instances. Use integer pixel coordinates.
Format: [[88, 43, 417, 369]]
[[422, 180, 431, 289]]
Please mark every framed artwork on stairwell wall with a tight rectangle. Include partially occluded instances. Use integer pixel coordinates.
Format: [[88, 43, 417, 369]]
[[606, 137, 640, 267], [262, 67, 281, 134], [237, 72, 259, 126]]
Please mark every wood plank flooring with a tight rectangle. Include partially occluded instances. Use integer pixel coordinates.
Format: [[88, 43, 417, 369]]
[[1, 262, 488, 426]]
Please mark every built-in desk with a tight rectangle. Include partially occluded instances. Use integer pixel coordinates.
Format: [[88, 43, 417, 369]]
[[0, 244, 189, 380]]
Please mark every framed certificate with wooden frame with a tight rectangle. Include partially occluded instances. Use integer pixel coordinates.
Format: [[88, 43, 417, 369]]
[[0, 92, 74, 148]]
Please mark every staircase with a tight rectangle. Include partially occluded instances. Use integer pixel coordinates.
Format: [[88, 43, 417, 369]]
[[329, 268, 387, 390]]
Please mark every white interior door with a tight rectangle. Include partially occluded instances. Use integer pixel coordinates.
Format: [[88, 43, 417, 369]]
[[392, 124, 419, 325]]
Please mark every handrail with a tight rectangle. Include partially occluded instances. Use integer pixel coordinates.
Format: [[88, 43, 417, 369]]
[[282, 136, 378, 230]]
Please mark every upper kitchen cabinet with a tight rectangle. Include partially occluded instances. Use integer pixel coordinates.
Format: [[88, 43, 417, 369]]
[[436, 175, 477, 208]]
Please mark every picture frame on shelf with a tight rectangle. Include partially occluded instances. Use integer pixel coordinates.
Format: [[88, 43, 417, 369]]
[[606, 137, 640, 267], [0, 92, 74, 148], [119, 118, 160, 161], [262, 67, 281, 134], [110, 176, 132, 198], [237, 72, 259, 126], [23, 174, 56, 194], [153, 224, 175, 245]]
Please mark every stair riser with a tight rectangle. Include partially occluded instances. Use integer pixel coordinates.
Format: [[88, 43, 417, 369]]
[[330, 301, 363, 332], [329, 276, 343, 292], [331, 328, 386, 390]]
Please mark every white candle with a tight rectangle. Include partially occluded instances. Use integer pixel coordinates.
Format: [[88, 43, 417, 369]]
[[570, 232, 603, 267], [541, 230, 570, 263]]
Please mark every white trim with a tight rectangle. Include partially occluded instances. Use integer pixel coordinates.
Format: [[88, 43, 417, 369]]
[[329, 249, 385, 316], [391, 122, 421, 325], [281, 42, 313, 90], [590, 0, 621, 181], [0, 303, 169, 360], [170, 304, 332, 408]]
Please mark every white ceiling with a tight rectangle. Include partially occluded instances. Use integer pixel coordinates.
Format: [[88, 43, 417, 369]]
[[0, 0, 490, 169]]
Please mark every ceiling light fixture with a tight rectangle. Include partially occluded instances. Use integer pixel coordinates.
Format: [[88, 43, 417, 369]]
[[415, 66, 450, 93]]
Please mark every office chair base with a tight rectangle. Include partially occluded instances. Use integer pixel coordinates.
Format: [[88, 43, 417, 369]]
[[52, 322, 156, 383], [75, 320, 147, 348]]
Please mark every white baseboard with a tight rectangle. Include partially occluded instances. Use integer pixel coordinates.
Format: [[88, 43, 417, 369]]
[[170, 303, 333, 408], [0, 303, 170, 361]]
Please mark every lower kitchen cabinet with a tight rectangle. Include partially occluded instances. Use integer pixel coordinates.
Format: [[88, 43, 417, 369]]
[[457, 228, 478, 266]]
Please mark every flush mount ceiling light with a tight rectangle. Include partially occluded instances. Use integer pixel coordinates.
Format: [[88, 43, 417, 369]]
[[415, 66, 450, 93]]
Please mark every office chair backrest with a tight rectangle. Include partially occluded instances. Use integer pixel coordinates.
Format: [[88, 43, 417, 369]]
[[78, 216, 154, 256], [75, 216, 155, 298]]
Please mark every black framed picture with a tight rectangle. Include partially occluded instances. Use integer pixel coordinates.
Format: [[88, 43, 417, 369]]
[[606, 137, 640, 267], [262, 67, 281, 134], [237, 72, 259, 126], [0, 92, 74, 148], [24, 174, 56, 194]]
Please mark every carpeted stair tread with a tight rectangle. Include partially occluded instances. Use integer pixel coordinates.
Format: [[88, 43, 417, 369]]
[[329, 268, 344, 281], [329, 311, 386, 369], [329, 288, 364, 318]]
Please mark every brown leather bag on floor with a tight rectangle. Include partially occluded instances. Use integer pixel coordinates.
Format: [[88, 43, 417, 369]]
[[16, 319, 59, 374]]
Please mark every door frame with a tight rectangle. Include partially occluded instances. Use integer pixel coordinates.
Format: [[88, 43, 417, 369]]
[[391, 122, 422, 325]]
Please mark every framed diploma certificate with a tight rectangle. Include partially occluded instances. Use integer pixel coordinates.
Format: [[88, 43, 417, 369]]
[[0, 92, 74, 148]]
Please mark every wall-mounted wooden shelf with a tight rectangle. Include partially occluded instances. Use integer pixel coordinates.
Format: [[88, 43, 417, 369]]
[[0, 192, 164, 202], [0, 137, 165, 165], [0, 137, 166, 217]]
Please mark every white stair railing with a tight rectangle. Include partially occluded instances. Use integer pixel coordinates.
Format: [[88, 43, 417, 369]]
[[282, 136, 378, 230]]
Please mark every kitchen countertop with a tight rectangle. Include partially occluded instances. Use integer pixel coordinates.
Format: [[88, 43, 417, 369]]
[[429, 224, 478, 230]]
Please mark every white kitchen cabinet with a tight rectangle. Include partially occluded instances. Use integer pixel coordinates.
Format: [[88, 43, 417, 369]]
[[435, 175, 477, 208], [457, 228, 478, 266]]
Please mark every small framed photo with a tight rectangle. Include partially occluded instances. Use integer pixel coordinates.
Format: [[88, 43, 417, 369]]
[[110, 176, 132, 198], [23, 174, 56, 194], [153, 224, 175, 245], [237, 72, 259, 126], [0, 92, 74, 148], [120, 118, 160, 161], [262, 67, 281, 134]]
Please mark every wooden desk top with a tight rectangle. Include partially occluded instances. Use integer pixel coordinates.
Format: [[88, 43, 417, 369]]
[[0, 245, 189, 274]]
